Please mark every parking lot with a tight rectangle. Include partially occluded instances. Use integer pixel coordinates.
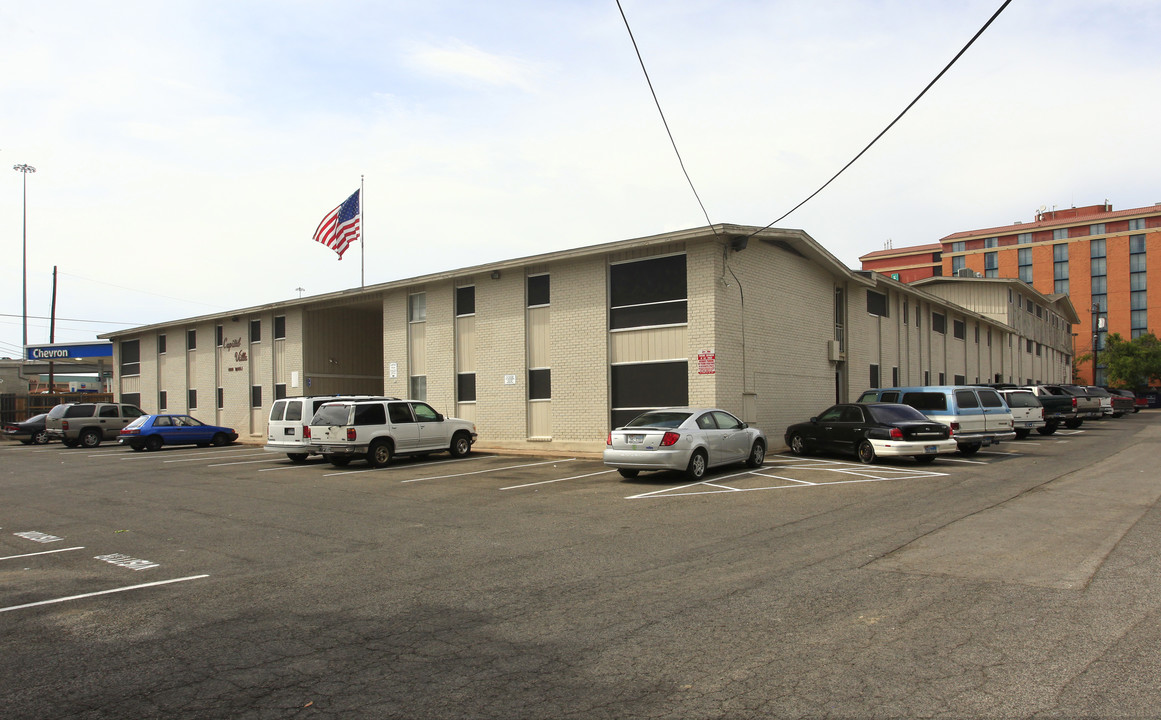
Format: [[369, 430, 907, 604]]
[[3, 413, 1161, 718]]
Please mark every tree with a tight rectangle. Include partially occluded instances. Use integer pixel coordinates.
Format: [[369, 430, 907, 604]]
[[1100, 332, 1161, 389]]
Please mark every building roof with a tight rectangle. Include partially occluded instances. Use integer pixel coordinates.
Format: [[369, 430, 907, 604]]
[[939, 202, 1161, 243], [911, 276, 1081, 325], [858, 243, 942, 262]]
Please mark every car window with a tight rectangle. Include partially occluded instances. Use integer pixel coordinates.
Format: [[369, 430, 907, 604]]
[[313, 405, 351, 425], [856, 391, 878, 403], [286, 401, 303, 422], [48, 404, 73, 419], [901, 392, 947, 411], [696, 413, 717, 430], [625, 411, 691, 428], [840, 407, 865, 423], [123, 406, 145, 418], [711, 411, 743, 430], [389, 403, 414, 424], [125, 416, 148, 430], [955, 390, 980, 409], [1002, 392, 1040, 408], [867, 404, 929, 424], [154, 416, 173, 427], [412, 403, 440, 422], [66, 405, 96, 418], [881, 391, 900, 403], [269, 400, 287, 422], [99, 405, 119, 418], [353, 404, 387, 426], [817, 406, 844, 422], [978, 390, 1004, 408]]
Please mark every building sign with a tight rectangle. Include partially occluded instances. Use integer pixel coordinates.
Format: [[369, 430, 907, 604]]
[[698, 350, 716, 375], [25, 342, 113, 361]]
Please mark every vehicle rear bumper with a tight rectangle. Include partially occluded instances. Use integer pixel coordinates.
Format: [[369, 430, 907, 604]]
[[264, 441, 317, 455], [602, 448, 689, 472], [310, 442, 369, 456], [953, 431, 1017, 447], [869, 438, 959, 457]]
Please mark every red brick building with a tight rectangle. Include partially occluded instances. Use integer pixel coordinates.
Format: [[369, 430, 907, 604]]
[[860, 202, 1161, 385]]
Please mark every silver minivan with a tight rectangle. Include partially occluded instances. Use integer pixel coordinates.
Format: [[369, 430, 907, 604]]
[[264, 395, 396, 462]]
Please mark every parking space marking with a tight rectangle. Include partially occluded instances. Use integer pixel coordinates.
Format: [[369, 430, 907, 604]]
[[501, 468, 618, 490], [207, 456, 290, 468], [0, 574, 210, 614], [396, 458, 575, 483], [162, 451, 271, 465], [0, 547, 85, 562], [115, 447, 257, 462], [307, 454, 493, 476]]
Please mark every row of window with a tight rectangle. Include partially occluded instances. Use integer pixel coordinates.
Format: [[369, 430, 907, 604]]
[[951, 218, 1147, 254], [867, 291, 993, 344]]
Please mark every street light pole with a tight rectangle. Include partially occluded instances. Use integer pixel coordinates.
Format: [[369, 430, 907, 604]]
[[13, 163, 36, 351], [1091, 301, 1103, 386]]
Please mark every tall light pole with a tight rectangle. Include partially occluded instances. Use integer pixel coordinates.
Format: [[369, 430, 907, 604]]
[[1091, 301, 1105, 386], [13, 163, 36, 351]]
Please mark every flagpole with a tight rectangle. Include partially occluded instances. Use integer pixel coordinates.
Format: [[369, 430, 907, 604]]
[[360, 174, 365, 288]]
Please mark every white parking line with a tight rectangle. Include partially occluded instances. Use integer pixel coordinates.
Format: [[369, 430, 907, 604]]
[[207, 457, 289, 468], [501, 468, 617, 490], [162, 452, 271, 464], [0, 547, 85, 561], [117, 447, 256, 462], [396, 458, 576, 483], [0, 574, 209, 614], [311, 454, 494, 476]]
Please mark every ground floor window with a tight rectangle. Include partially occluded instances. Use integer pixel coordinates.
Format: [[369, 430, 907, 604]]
[[457, 373, 476, 403], [410, 375, 427, 401], [122, 393, 141, 409], [159, 390, 167, 410], [610, 360, 688, 428], [188, 389, 198, 409]]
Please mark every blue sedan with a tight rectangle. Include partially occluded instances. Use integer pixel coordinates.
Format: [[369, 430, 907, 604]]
[[118, 414, 238, 451]]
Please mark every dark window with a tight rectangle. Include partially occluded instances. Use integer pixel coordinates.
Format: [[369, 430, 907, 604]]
[[610, 255, 687, 330], [158, 334, 167, 354], [412, 403, 439, 422], [269, 400, 287, 422], [869, 364, 880, 388], [529, 369, 551, 400], [954, 375, 966, 385], [120, 395, 140, 410], [610, 361, 688, 428], [866, 291, 889, 317], [527, 275, 550, 307], [251, 385, 262, 408], [881, 391, 900, 403], [217, 387, 224, 409], [353, 403, 387, 425], [250, 319, 261, 343], [388, 403, 414, 424], [120, 340, 141, 377], [978, 389, 1005, 408], [953, 320, 965, 340], [159, 390, 167, 410], [938, 372, 945, 385], [274, 316, 286, 339], [216, 325, 224, 347], [955, 390, 980, 409], [456, 286, 475, 316], [99, 405, 119, 418], [275, 384, 286, 401], [285, 401, 302, 422], [901, 392, 947, 411], [892, 367, 899, 386], [457, 373, 476, 402], [932, 313, 946, 334], [187, 329, 197, 350], [188, 389, 198, 409]]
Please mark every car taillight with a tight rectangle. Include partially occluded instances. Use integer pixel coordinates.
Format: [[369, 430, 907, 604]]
[[1072, 397, 1078, 409], [303, 426, 311, 439], [62, 420, 69, 430], [606, 432, 612, 446], [889, 428, 903, 440], [660, 431, 680, 447], [948, 421, 959, 436], [1040, 408, 1045, 419], [121, 429, 139, 436], [347, 428, 357, 441]]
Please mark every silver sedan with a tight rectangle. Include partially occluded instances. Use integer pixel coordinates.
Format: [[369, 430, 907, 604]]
[[604, 407, 767, 480]]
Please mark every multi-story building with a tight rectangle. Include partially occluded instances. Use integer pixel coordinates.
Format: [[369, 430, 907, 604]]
[[860, 201, 1161, 384]]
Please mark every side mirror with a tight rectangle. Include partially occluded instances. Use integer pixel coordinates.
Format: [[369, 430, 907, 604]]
[[435, 413, 444, 421], [809, 416, 818, 423]]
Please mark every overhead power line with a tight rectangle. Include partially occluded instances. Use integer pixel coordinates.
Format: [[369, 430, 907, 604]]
[[616, 0, 716, 233], [747, 0, 1014, 238]]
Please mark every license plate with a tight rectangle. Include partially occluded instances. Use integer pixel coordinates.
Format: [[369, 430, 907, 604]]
[[1023, 421, 1038, 427], [627, 434, 645, 443], [924, 445, 937, 454], [323, 446, 342, 454]]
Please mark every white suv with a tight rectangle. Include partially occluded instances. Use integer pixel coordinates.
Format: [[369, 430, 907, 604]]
[[307, 399, 477, 468], [264, 395, 397, 462]]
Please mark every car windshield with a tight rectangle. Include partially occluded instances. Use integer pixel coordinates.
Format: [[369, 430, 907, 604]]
[[1003, 392, 1041, 408], [867, 404, 929, 424], [624, 411, 691, 429], [312, 405, 352, 425]]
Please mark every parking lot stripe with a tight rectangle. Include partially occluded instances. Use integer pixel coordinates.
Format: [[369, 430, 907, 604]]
[[0, 546, 85, 562], [207, 457, 290, 468], [501, 468, 618, 490], [0, 574, 210, 614], [162, 451, 271, 464], [396, 458, 575, 483]]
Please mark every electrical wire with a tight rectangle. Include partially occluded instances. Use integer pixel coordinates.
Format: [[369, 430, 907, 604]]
[[616, 0, 717, 234], [746, 0, 1013, 239]]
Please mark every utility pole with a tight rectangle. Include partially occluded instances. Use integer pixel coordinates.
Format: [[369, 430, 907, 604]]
[[13, 163, 36, 350]]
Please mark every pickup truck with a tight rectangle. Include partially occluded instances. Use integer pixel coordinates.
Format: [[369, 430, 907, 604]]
[[1020, 384, 1099, 429]]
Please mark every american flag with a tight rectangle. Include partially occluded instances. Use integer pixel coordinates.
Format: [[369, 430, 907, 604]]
[[312, 189, 360, 259]]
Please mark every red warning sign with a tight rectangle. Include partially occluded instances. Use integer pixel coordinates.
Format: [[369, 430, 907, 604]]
[[697, 350, 716, 375]]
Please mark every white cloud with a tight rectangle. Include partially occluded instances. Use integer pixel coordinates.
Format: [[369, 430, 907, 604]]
[[403, 39, 543, 91]]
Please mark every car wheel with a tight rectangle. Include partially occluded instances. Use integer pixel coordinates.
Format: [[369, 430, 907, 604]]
[[211, 433, 229, 447], [287, 453, 309, 463], [449, 432, 472, 458], [131, 443, 146, 452], [1037, 423, 1058, 436], [79, 429, 102, 448], [1064, 419, 1083, 429], [327, 455, 351, 467], [857, 440, 876, 464], [19, 439, 33, 445], [62, 438, 79, 448], [745, 440, 766, 468], [914, 455, 936, 464], [788, 433, 806, 456], [958, 443, 982, 456], [1014, 429, 1030, 440], [32, 430, 49, 445], [618, 468, 639, 479], [147, 435, 164, 452], [685, 450, 708, 480], [367, 439, 393, 468]]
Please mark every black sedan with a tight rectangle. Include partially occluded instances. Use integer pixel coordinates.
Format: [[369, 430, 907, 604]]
[[2, 413, 50, 445], [784, 403, 957, 464]]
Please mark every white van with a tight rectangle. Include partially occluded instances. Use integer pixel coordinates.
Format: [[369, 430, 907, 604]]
[[265, 395, 396, 462]]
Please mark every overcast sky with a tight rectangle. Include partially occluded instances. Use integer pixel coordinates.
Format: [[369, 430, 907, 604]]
[[3, 0, 1158, 359]]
